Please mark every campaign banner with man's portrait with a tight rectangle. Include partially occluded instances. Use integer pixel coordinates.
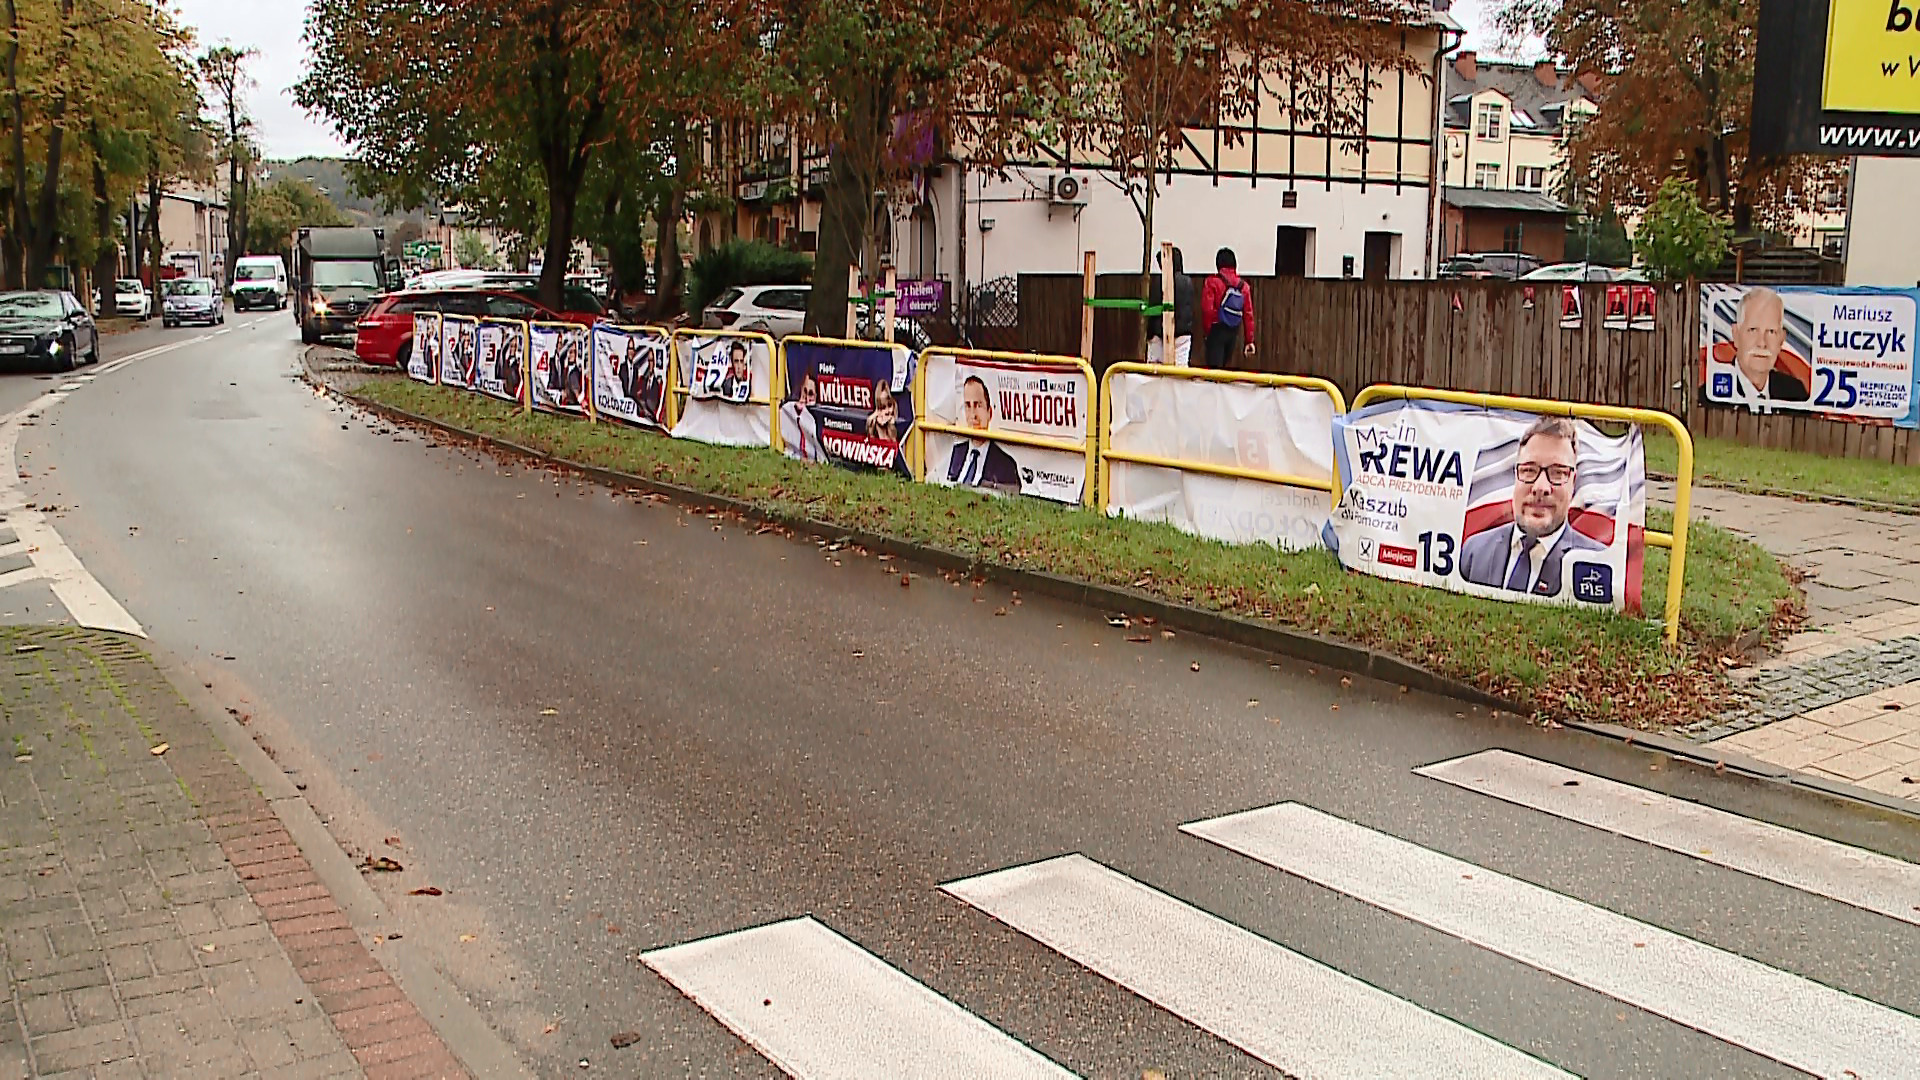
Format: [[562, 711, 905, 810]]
[[922, 353, 1089, 504], [780, 340, 914, 475], [474, 318, 525, 405], [409, 312, 440, 383], [1326, 401, 1646, 613], [671, 333, 773, 448], [1700, 284, 1920, 426], [528, 322, 590, 416], [1105, 371, 1336, 551], [590, 324, 670, 429], [440, 315, 480, 392]]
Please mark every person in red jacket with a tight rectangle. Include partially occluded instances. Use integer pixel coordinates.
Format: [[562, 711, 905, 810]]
[[1198, 247, 1256, 368]]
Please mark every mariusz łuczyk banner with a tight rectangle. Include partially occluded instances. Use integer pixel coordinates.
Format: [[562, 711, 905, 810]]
[[590, 325, 669, 428], [529, 322, 590, 416], [1327, 400, 1646, 613], [923, 353, 1088, 504], [1699, 284, 1920, 425], [780, 340, 913, 475]]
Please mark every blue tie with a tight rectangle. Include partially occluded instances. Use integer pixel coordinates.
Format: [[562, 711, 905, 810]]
[[964, 448, 980, 485], [1505, 534, 1538, 592]]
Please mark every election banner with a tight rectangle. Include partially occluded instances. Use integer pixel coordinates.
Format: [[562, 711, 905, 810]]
[[921, 352, 1089, 504], [671, 332, 773, 448], [475, 318, 526, 405], [440, 315, 479, 392], [1105, 369, 1336, 551], [1699, 284, 1920, 426], [780, 339, 914, 475], [590, 324, 670, 429], [409, 312, 440, 383], [1327, 401, 1646, 613], [1753, 0, 1920, 157], [528, 322, 590, 416], [895, 279, 946, 318]]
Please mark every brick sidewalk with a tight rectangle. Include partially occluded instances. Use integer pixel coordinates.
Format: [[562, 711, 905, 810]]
[[0, 628, 468, 1079]]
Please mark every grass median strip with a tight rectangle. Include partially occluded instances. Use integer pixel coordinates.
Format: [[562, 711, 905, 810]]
[[353, 377, 1797, 728], [1646, 429, 1920, 510]]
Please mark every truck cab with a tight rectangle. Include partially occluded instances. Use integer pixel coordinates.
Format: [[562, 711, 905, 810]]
[[294, 227, 390, 344]]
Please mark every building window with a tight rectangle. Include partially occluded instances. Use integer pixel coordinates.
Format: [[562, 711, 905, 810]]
[[1474, 162, 1501, 189], [1476, 103, 1503, 141], [1514, 166, 1546, 191], [1502, 224, 1524, 252]]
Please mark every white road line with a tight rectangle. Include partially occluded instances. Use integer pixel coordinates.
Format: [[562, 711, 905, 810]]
[[0, 565, 43, 589], [1183, 803, 1920, 1080], [942, 854, 1570, 1080], [1417, 750, 1920, 928], [58, 382, 83, 391], [0, 541, 25, 558], [642, 917, 1075, 1080]]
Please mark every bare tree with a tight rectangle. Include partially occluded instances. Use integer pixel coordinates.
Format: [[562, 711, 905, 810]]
[[199, 45, 257, 289]]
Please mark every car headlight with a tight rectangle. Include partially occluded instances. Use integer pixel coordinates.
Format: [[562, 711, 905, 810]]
[[312, 297, 330, 315], [44, 336, 62, 355]]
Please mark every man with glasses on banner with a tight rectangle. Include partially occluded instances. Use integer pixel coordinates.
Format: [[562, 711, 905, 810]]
[[1459, 416, 1604, 599]]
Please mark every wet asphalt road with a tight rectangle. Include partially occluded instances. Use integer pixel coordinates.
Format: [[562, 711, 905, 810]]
[[20, 320, 1920, 1078]]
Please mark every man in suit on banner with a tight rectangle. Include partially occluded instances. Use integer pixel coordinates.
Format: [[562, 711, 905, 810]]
[[945, 375, 1019, 494], [1458, 416, 1605, 600]]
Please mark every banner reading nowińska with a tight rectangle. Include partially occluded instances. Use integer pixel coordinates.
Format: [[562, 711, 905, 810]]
[[590, 325, 670, 428], [922, 353, 1087, 504], [1700, 284, 1920, 426], [780, 340, 914, 475], [1326, 400, 1646, 613]]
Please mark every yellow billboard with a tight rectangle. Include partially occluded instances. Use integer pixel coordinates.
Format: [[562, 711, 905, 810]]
[[1824, 0, 1920, 113]]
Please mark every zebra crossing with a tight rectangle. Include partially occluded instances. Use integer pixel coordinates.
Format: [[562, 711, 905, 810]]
[[641, 748, 1920, 1079]]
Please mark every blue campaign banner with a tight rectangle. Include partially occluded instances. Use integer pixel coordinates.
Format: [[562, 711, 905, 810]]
[[1699, 284, 1920, 427], [780, 340, 915, 475]]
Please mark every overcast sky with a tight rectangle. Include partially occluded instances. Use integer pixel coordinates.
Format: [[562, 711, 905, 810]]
[[166, 0, 1519, 163]]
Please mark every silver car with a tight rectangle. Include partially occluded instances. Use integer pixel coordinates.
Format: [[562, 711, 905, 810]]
[[161, 278, 225, 328]]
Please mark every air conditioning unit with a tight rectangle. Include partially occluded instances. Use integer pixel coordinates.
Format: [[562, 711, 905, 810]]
[[1049, 174, 1087, 205]]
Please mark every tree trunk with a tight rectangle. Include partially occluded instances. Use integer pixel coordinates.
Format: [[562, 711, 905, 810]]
[[24, 0, 77, 288], [2, 0, 29, 290], [90, 135, 116, 313], [805, 86, 885, 339], [650, 188, 684, 320], [145, 174, 163, 292], [226, 156, 246, 286], [539, 165, 576, 310]]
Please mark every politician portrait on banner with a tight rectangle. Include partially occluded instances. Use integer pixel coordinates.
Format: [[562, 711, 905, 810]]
[[440, 316, 479, 392], [529, 323, 590, 416], [779, 341, 914, 475], [590, 325, 670, 428], [475, 320, 525, 404], [672, 334, 774, 447], [1699, 284, 1920, 425], [922, 354, 1088, 504], [409, 312, 440, 383], [1327, 401, 1646, 613]]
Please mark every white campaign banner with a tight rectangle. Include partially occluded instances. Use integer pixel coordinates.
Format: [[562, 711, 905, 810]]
[[671, 333, 773, 447], [529, 322, 590, 415], [440, 316, 479, 391], [590, 324, 669, 428], [475, 319, 525, 404], [1326, 400, 1646, 613], [1700, 284, 1920, 425], [409, 312, 439, 383], [923, 353, 1089, 504], [1104, 372, 1335, 551]]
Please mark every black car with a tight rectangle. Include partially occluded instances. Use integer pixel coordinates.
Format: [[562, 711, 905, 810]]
[[0, 290, 99, 371]]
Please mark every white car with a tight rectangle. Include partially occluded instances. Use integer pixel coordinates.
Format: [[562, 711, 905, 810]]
[[702, 284, 932, 348], [112, 279, 151, 319], [1520, 262, 1642, 283]]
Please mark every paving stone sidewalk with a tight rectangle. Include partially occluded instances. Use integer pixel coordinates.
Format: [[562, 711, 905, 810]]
[[0, 628, 468, 1079]]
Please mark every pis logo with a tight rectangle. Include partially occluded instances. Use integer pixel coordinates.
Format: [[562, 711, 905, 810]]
[[1711, 372, 1733, 398], [1572, 562, 1614, 605]]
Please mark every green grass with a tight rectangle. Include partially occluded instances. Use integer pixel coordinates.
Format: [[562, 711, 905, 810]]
[[1646, 429, 1920, 510], [355, 378, 1800, 728]]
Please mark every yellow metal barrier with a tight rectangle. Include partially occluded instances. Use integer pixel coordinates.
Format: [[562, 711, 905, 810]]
[[779, 335, 915, 472], [1097, 364, 1349, 514], [668, 329, 780, 445], [914, 347, 1097, 505], [1349, 384, 1694, 645], [526, 320, 592, 417]]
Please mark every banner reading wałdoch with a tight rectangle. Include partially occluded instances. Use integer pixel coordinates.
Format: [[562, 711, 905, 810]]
[[1327, 400, 1646, 613], [1699, 284, 1920, 425], [409, 312, 440, 383], [591, 325, 670, 428], [922, 353, 1087, 504], [672, 333, 773, 447], [780, 341, 914, 475], [528, 322, 590, 416]]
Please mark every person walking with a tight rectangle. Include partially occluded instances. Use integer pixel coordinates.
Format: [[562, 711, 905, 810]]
[[1146, 246, 1196, 366], [1198, 247, 1256, 369]]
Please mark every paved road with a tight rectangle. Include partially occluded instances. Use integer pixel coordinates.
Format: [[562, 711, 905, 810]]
[[17, 320, 1920, 1078]]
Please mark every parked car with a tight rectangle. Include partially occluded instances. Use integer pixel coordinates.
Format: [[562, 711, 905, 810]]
[[1520, 262, 1638, 283], [0, 290, 99, 371], [352, 287, 598, 368], [230, 255, 289, 310], [702, 284, 931, 349], [1440, 252, 1543, 280], [161, 277, 224, 327], [1436, 256, 1496, 280], [112, 279, 151, 319]]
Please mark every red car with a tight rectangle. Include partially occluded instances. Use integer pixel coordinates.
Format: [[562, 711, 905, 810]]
[[353, 286, 603, 368]]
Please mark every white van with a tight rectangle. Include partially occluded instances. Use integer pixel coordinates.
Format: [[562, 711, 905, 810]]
[[231, 255, 289, 311]]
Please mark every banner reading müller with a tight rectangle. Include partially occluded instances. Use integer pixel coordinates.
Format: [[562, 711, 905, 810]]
[[590, 324, 669, 428], [528, 322, 590, 416], [671, 333, 773, 447], [440, 315, 479, 392], [1699, 284, 1920, 426], [475, 319, 526, 405], [922, 353, 1087, 503], [1326, 401, 1647, 613], [409, 312, 440, 383], [780, 340, 914, 475]]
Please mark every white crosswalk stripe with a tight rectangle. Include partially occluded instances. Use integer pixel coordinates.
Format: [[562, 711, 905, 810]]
[[942, 853, 1572, 1080], [1417, 749, 1920, 927], [640, 917, 1075, 1080], [1183, 801, 1920, 1080]]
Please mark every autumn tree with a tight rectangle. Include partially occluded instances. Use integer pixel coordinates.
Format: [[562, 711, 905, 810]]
[[199, 45, 256, 287], [1493, 0, 1843, 233]]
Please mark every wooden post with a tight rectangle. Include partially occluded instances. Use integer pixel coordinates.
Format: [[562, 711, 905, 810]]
[[846, 264, 859, 339], [1159, 240, 1175, 365], [883, 265, 898, 343], [1080, 250, 1097, 365]]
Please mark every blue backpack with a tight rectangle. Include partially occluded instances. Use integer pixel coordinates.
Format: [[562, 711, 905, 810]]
[[1218, 281, 1245, 328]]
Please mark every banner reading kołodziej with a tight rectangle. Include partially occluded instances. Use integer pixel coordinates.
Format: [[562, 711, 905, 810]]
[[475, 318, 525, 405], [1105, 371, 1336, 551], [590, 324, 670, 428], [780, 340, 914, 475], [922, 353, 1088, 504], [528, 322, 590, 416], [1326, 401, 1646, 613], [1699, 284, 1920, 426], [440, 315, 479, 392], [671, 333, 773, 447], [409, 312, 440, 383]]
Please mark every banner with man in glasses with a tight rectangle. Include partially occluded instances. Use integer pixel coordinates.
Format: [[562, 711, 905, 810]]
[[1325, 400, 1646, 613]]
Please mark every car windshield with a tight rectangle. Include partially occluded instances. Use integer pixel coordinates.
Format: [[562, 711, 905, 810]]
[[166, 279, 213, 297], [0, 292, 61, 318], [114, 281, 141, 294], [313, 261, 381, 289], [235, 265, 276, 281]]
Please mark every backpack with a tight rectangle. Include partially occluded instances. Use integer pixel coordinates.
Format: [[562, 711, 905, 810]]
[[1217, 280, 1245, 329]]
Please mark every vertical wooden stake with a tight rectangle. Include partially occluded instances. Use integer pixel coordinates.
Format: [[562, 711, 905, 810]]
[[1159, 240, 1175, 365], [1080, 250, 1097, 365], [883, 265, 898, 343], [846, 265, 859, 339]]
